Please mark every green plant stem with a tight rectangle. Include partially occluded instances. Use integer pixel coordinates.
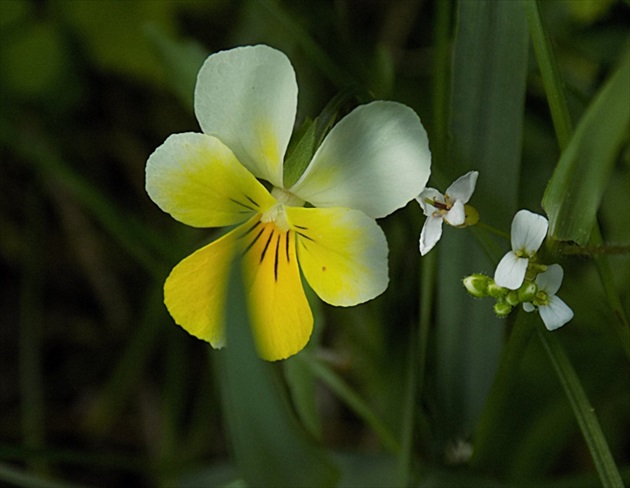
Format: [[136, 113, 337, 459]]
[[537, 328, 624, 488], [397, 250, 438, 486], [471, 311, 535, 468], [589, 227, 630, 356], [431, 0, 452, 164], [525, 0, 573, 151], [527, 0, 629, 355], [20, 186, 47, 475], [297, 353, 401, 454], [476, 221, 510, 241]]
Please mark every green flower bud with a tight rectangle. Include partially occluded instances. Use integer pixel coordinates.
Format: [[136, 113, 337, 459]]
[[518, 281, 537, 303], [463, 274, 490, 298], [487, 280, 507, 298], [463, 204, 479, 226], [505, 290, 520, 306], [494, 301, 513, 318]]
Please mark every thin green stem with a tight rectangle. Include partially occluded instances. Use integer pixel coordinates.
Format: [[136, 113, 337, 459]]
[[537, 329, 624, 488], [525, 0, 573, 151], [589, 227, 630, 357], [476, 221, 510, 241], [20, 186, 47, 475], [527, 0, 629, 355], [471, 311, 536, 468], [431, 0, 452, 164], [297, 353, 401, 454]]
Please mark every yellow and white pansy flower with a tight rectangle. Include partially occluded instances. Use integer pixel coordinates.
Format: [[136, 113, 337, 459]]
[[146, 45, 431, 360]]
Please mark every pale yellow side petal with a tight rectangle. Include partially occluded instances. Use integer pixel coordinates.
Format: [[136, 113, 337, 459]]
[[287, 207, 389, 306], [146, 132, 275, 228], [241, 221, 313, 361], [164, 225, 245, 348]]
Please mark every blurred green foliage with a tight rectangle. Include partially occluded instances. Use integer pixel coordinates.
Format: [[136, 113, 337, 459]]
[[1, 0, 628, 487]]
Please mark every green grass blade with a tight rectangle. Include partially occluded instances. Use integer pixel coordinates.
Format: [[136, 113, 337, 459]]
[[541, 50, 629, 245], [525, 0, 573, 150], [436, 0, 529, 447], [144, 24, 207, 111], [295, 353, 401, 454], [0, 462, 90, 488], [218, 259, 338, 488], [471, 311, 536, 469], [537, 329, 624, 488], [1, 127, 177, 275], [19, 187, 47, 475]]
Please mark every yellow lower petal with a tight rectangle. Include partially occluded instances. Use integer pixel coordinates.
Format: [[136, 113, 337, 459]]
[[241, 221, 313, 360], [286, 206, 388, 306], [164, 226, 240, 348]]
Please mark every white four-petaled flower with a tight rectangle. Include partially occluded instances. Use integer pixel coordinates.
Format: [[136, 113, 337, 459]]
[[416, 171, 478, 255], [523, 264, 573, 330], [494, 210, 548, 290]]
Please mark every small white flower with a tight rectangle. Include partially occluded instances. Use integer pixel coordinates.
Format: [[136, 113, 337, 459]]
[[494, 210, 548, 290], [523, 264, 573, 330], [416, 171, 478, 255]]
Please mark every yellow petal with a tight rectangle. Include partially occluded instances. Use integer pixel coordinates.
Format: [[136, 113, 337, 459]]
[[241, 221, 313, 360], [286, 207, 388, 306], [146, 132, 275, 228], [164, 224, 242, 348]]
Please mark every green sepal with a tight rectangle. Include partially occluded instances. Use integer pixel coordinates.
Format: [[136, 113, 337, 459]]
[[494, 301, 513, 318], [283, 118, 317, 188]]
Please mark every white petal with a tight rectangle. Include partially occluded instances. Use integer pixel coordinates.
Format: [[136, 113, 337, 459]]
[[494, 251, 528, 290], [443, 199, 465, 226], [536, 264, 564, 295], [419, 216, 443, 255], [539, 296, 574, 331], [290, 101, 431, 219], [445, 171, 478, 203], [511, 209, 548, 253], [416, 188, 444, 217], [194, 45, 297, 188], [523, 302, 536, 312]]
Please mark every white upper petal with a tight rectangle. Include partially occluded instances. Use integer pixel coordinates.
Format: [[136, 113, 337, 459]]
[[494, 251, 528, 290], [511, 209, 549, 253], [416, 188, 443, 217], [194, 45, 297, 188], [445, 171, 478, 203], [539, 296, 574, 331], [443, 199, 465, 226], [290, 101, 431, 219], [419, 216, 443, 255], [536, 264, 564, 295]]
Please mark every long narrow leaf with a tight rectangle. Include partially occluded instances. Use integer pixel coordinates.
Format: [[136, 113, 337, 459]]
[[537, 329, 624, 488], [541, 50, 629, 245], [436, 0, 529, 445], [218, 260, 338, 488]]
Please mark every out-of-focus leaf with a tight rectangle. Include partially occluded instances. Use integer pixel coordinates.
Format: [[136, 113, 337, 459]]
[[0, 462, 90, 488], [218, 259, 338, 488], [144, 24, 207, 111], [538, 329, 624, 488], [567, 0, 616, 24], [542, 51, 630, 245], [0, 0, 31, 31], [0, 20, 67, 100], [57, 0, 177, 84], [435, 0, 528, 447]]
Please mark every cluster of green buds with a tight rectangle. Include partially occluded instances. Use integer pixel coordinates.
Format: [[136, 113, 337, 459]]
[[463, 271, 543, 318]]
